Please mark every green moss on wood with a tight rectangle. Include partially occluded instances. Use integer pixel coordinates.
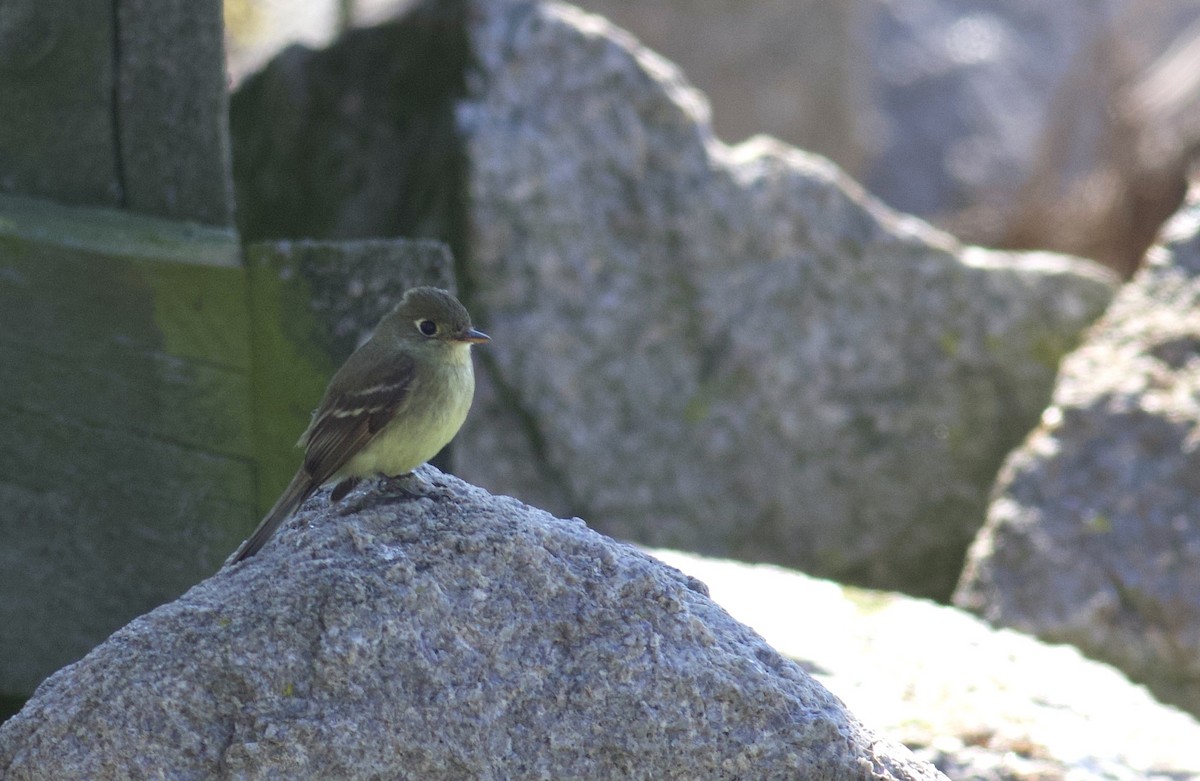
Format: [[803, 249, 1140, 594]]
[[245, 252, 336, 514]]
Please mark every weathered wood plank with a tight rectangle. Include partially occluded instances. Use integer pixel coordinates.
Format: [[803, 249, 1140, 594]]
[[0, 1, 120, 206], [0, 195, 247, 371], [1, 340, 253, 460], [0, 410, 253, 695], [0, 195, 254, 697], [0, 192, 238, 266], [0, 409, 256, 515], [116, 0, 234, 226]]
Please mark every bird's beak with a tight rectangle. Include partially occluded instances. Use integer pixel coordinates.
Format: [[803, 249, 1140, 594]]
[[458, 327, 491, 344]]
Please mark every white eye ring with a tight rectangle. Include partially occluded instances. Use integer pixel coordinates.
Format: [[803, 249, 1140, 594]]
[[416, 319, 439, 336]]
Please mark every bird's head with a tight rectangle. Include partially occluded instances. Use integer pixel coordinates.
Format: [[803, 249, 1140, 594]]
[[379, 287, 490, 351]]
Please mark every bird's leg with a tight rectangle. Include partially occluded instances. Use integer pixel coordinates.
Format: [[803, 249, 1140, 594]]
[[332, 474, 426, 518], [379, 471, 427, 499], [329, 476, 361, 503]]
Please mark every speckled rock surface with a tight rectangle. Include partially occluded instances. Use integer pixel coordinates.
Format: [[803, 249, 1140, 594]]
[[654, 549, 1200, 781], [455, 0, 1118, 598], [955, 181, 1200, 718], [567, 1, 1199, 274], [858, 0, 1199, 275], [0, 467, 945, 781]]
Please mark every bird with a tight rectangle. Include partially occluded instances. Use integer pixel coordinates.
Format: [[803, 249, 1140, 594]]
[[231, 286, 489, 563]]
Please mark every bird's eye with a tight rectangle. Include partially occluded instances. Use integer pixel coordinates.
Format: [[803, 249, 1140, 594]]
[[416, 319, 438, 336]]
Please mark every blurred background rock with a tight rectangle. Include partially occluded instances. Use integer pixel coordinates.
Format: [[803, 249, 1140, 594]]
[[217, 0, 1200, 723], [226, 0, 1200, 278], [226, 0, 1118, 600]]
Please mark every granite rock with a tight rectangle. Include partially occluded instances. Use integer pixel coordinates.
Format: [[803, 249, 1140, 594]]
[[229, 0, 1200, 274], [860, 0, 1123, 222], [655, 549, 1200, 781], [0, 468, 944, 781], [859, 0, 1200, 275], [227, 0, 1120, 597], [562, 0, 1200, 276], [230, 1, 469, 243], [955, 180, 1200, 717], [569, 0, 865, 172], [456, 0, 1118, 598]]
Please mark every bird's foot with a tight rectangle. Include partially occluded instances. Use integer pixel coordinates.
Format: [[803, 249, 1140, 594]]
[[331, 473, 430, 517], [378, 471, 428, 499]]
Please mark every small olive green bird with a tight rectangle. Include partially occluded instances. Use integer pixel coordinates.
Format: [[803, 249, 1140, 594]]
[[231, 287, 489, 563]]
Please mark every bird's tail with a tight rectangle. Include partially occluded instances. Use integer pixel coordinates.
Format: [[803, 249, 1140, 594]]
[[230, 470, 315, 564]]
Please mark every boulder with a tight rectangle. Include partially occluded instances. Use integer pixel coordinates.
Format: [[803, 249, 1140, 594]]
[[561, 0, 1200, 276], [858, 0, 1200, 276], [228, 0, 1120, 597], [567, 0, 864, 172], [228, 0, 1200, 274], [456, 0, 1118, 598], [230, 0, 469, 243], [656, 549, 1200, 781], [955, 180, 1200, 717], [0, 468, 944, 781]]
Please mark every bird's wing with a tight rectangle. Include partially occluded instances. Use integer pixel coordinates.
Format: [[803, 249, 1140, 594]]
[[300, 352, 417, 486]]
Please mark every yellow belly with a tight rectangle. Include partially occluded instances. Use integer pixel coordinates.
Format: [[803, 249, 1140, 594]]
[[335, 348, 475, 479]]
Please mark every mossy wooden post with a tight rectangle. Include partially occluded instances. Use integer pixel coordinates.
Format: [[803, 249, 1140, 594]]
[[0, 0, 462, 714], [0, 0, 242, 703]]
